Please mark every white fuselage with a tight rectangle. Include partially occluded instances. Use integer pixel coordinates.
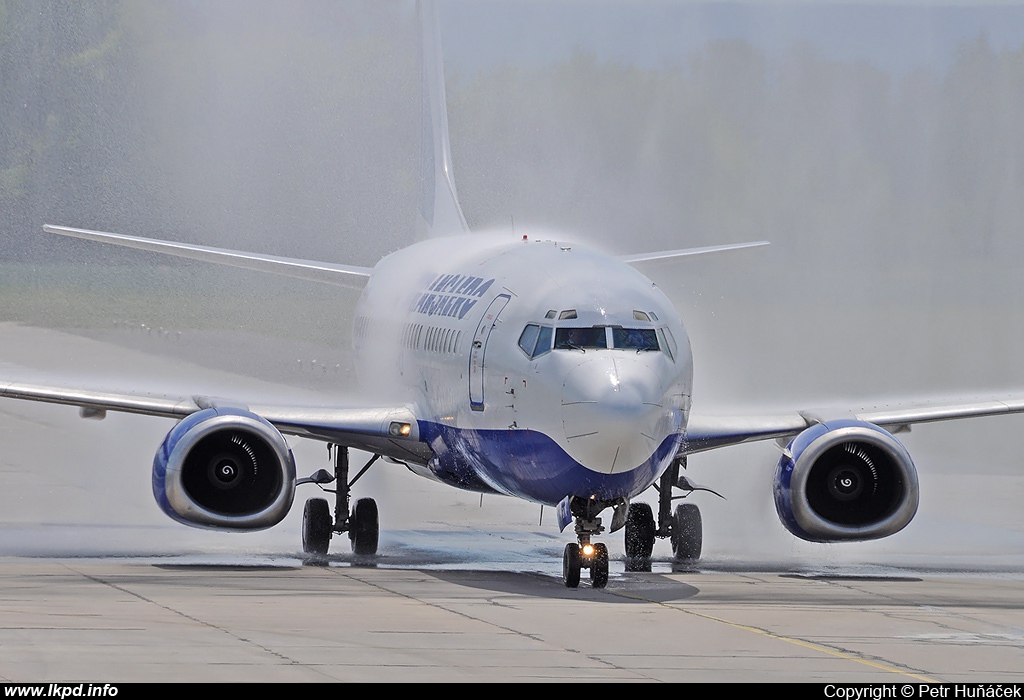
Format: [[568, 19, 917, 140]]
[[352, 232, 693, 506]]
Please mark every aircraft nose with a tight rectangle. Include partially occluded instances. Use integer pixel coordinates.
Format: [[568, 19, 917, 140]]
[[560, 355, 672, 474]]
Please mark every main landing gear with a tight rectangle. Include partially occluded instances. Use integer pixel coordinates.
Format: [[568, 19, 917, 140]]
[[623, 458, 707, 572], [652, 455, 718, 566], [633, 456, 710, 568], [299, 445, 380, 558], [624, 502, 657, 571]]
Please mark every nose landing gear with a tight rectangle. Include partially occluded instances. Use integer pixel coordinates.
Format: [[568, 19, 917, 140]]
[[563, 540, 609, 588], [562, 497, 611, 588]]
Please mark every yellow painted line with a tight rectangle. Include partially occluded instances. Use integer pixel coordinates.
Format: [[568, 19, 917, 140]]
[[610, 589, 938, 682]]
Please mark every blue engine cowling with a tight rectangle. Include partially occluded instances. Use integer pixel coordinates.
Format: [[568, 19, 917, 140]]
[[774, 419, 919, 542], [153, 407, 296, 530]]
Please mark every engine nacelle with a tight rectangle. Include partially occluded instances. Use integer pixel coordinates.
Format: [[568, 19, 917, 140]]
[[774, 419, 919, 542], [153, 407, 296, 530]]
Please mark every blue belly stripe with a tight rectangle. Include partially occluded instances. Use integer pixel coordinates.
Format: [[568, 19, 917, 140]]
[[417, 421, 681, 505]]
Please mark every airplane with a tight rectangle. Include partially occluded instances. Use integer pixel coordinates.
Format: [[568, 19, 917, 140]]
[[5, 1, 1024, 589]]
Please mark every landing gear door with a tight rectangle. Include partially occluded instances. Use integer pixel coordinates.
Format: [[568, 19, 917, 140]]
[[469, 294, 511, 411]]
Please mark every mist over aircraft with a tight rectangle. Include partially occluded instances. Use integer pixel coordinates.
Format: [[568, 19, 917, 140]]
[[3, 1, 1024, 587]]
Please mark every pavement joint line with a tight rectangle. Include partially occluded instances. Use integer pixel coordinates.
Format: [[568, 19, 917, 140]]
[[60, 563, 337, 681], [606, 587, 939, 682], [329, 566, 661, 681], [821, 579, 1024, 650]]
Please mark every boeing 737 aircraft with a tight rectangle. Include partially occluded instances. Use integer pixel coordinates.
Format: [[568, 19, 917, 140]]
[[4, 2, 1024, 588]]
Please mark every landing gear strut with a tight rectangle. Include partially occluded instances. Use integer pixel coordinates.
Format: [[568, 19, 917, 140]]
[[300, 445, 380, 558], [563, 497, 610, 589], [654, 456, 706, 562]]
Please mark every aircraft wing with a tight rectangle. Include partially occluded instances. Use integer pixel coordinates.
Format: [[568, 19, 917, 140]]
[[620, 240, 769, 264], [0, 380, 429, 465], [684, 396, 1024, 454], [43, 225, 373, 291]]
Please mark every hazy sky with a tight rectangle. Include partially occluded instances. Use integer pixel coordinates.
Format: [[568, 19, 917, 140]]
[[442, 1, 1024, 77]]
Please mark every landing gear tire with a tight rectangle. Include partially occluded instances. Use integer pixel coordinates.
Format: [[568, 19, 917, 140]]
[[671, 502, 702, 561], [563, 543, 582, 588], [590, 543, 609, 588], [302, 498, 332, 555], [624, 502, 656, 572], [350, 497, 379, 555]]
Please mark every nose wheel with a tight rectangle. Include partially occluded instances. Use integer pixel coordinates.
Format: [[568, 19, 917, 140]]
[[562, 541, 609, 589], [562, 497, 610, 588], [562, 543, 581, 587]]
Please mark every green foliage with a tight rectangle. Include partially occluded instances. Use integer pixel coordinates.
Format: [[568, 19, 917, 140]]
[[3, 3, 1024, 318]]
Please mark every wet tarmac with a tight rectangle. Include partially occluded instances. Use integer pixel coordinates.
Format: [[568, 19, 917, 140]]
[[1, 323, 1023, 681], [2, 556, 1023, 682]]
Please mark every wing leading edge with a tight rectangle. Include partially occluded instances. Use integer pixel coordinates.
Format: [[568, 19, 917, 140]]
[[684, 396, 1024, 454], [0, 380, 428, 465], [43, 225, 373, 291]]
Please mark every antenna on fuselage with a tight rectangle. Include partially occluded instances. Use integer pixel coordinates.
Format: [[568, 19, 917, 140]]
[[416, 0, 470, 240]]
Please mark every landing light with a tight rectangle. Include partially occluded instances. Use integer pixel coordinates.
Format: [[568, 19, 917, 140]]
[[389, 422, 412, 437], [582, 543, 595, 557]]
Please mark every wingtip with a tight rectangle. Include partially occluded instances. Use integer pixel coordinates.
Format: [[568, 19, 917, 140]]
[[42, 224, 76, 237]]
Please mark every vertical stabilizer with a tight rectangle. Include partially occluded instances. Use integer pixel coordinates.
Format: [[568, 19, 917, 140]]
[[418, 0, 470, 239]]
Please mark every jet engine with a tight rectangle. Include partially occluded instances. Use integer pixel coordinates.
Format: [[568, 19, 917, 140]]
[[773, 419, 919, 542], [152, 407, 296, 530]]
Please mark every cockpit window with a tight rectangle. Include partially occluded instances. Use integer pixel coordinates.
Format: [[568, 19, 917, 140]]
[[518, 324, 553, 358], [536, 326, 553, 356], [612, 328, 659, 351], [657, 327, 676, 361], [555, 327, 607, 350], [549, 325, 667, 355], [518, 324, 540, 355]]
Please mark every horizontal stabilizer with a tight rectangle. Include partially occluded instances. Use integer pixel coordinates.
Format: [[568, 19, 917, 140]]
[[43, 225, 373, 290], [620, 240, 769, 265]]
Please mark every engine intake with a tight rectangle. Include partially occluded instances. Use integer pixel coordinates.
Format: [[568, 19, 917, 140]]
[[774, 419, 919, 542], [153, 407, 296, 529]]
